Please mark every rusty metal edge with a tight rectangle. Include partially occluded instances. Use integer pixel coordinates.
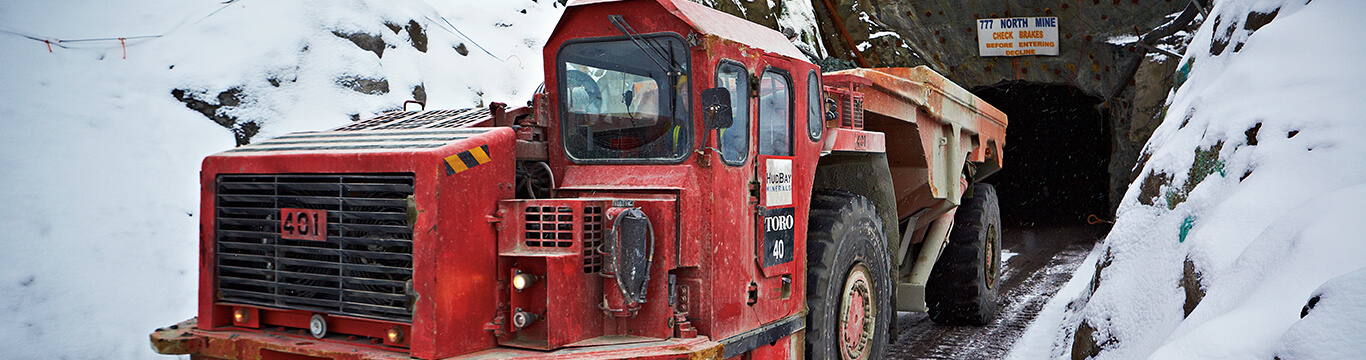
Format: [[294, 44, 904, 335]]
[[151, 317, 727, 360]]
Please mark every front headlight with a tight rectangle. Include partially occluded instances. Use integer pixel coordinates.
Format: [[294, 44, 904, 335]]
[[512, 271, 540, 292]]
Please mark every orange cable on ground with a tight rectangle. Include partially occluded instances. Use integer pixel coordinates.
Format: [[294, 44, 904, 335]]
[[1087, 214, 1114, 225]]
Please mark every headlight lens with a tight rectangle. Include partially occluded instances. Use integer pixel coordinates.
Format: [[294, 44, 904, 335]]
[[232, 308, 250, 323], [512, 308, 539, 329], [512, 272, 540, 291]]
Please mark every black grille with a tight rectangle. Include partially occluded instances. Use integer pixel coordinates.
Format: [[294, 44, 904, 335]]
[[840, 93, 864, 129], [335, 111, 416, 131], [427, 108, 491, 128], [214, 173, 416, 322], [333, 107, 490, 132], [582, 206, 604, 273], [523, 206, 575, 248]]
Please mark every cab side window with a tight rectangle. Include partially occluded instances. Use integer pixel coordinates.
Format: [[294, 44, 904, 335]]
[[807, 70, 824, 141], [758, 69, 791, 156], [716, 62, 749, 165]]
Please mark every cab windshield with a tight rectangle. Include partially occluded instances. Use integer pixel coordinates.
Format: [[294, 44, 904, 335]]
[[558, 35, 691, 163]]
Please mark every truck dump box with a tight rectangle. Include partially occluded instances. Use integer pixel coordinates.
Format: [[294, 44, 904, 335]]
[[824, 66, 1007, 226]]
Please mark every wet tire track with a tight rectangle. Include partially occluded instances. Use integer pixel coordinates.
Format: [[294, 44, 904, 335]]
[[888, 225, 1108, 359]]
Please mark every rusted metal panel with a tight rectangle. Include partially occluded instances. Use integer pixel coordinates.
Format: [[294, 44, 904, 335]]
[[150, 318, 202, 355], [199, 125, 516, 359], [155, 317, 722, 360], [492, 197, 678, 351], [827, 67, 1007, 151], [456, 336, 724, 360], [822, 128, 886, 153]]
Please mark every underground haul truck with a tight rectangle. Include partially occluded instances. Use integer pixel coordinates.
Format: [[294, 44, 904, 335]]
[[149, 0, 1008, 359]]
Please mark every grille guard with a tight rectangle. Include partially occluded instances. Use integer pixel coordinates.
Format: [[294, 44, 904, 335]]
[[215, 173, 417, 323]]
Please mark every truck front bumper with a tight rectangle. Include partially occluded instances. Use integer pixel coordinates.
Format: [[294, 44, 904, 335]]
[[151, 318, 725, 360]]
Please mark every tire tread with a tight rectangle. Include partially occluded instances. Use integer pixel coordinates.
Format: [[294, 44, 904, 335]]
[[926, 183, 1002, 325]]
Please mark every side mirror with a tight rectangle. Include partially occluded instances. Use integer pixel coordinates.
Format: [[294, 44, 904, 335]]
[[824, 97, 839, 122], [700, 87, 733, 130]]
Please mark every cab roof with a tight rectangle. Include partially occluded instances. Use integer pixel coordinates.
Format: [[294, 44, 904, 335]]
[[561, 0, 808, 61]]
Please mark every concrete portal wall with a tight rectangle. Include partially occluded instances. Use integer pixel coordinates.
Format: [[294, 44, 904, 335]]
[[684, 0, 1192, 215], [810, 0, 1187, 98], [806, 0, 1191, 214]]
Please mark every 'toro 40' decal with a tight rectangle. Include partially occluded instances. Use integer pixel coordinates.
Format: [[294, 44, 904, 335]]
[[762, 207, 795, 267]]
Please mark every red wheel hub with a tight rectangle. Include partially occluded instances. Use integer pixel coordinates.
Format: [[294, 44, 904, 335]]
[[839, 264, 875, 360]]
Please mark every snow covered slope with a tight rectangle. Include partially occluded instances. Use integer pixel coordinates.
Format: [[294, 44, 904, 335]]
[[1009, 0, 1366, 359], [0, 1, 562, 359], [0, 0, 829, 358]]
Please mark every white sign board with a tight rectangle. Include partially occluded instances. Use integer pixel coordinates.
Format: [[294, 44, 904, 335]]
[[977, 17, 1059, 57], [765, 158, 792, 206]]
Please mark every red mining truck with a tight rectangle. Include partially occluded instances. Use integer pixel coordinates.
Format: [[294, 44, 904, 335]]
[[149, 0, 1007, 359]]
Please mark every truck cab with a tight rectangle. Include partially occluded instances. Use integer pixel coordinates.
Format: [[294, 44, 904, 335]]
[[502, 0, 826, 355], [150, 1, 1007, 359]]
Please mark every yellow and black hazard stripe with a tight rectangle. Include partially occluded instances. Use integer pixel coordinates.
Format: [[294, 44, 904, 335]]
[[444, 144, 491, 175]]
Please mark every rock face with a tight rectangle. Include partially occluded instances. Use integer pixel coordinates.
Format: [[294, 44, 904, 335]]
[[1180, 256, 1205, 318], [1109, 53, 1180, 209], [171, 13, 439, 145], [692, 0, 826, 59], [802, 0, 1195, 215], [679, 0, 1195, 218], [333, 30, 388, 58], [159, 0, 566, 146], [1045, 0, 1366, 358], [808, 0, 1189, 95], [171, 88, 258, 146]]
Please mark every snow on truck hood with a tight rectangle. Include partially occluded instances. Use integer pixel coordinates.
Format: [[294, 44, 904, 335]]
[[223, 108, 495, 154]]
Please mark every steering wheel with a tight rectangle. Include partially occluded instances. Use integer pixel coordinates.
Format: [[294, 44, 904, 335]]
[[591, 117, 674, 151], [564, 69, 602, 112]]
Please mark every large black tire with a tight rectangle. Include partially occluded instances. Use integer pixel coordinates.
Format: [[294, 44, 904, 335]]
[[806, 190, 895, 360], [926, 183, 1002, 325]]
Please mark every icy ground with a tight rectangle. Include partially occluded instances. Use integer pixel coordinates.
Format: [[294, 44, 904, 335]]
[[1008, 0, 1366, 359], [0, 1, 563, 359]]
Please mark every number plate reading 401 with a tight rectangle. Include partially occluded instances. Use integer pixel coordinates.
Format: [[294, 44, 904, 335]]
[[280, 208, 327, 241]]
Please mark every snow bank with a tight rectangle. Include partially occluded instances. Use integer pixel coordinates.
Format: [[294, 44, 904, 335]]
[[1273, 268, 1366, 359], [0, 1, 562, 359], [1009, 0, 1366, 358]]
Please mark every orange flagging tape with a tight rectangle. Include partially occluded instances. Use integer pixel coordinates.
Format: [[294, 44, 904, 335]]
[[1087, 214, 1114, 225], [119, 38, 126, 59]]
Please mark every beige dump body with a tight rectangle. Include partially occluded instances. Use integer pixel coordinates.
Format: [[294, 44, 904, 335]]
[[824, 66, 1008, 312], [827, 66, 1007, 232]]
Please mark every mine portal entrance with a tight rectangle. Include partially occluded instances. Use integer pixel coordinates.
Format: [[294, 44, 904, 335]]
[[973, 82, 1109, 226]]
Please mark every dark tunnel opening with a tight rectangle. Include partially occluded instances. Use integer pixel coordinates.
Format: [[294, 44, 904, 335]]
[[973, 82, 1110, 227]]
